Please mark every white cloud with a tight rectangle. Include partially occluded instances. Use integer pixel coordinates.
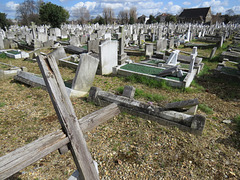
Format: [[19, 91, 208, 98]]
[[6, 1, 19, 10], [71, 1, 97, 11], [196, 0, 229, 14], [101, 3, 123, 9], [232, 6, 240, 14], [183, 1, 191, 6]]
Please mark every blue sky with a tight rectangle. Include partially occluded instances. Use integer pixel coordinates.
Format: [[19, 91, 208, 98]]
[[1, 0, 240, 19]]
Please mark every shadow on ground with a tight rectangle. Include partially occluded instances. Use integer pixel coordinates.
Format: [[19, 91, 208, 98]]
[[196, 69, 240, 101]]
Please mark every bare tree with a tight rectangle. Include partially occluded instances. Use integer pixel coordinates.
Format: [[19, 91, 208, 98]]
[[118, 10, 129, 24], [103, 7, 115, 24], [73, 6, 90, 24], [129, 7, 137, 24], [16, 0, 41, 26]]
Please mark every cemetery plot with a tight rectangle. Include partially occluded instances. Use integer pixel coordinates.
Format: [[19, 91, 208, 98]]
[[0, 22, 240, 179]]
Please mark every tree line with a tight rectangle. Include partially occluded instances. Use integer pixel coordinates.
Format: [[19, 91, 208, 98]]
[[0, 0, 239, 30]]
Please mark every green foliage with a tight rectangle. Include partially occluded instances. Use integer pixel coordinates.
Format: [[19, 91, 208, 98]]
[[147, 15, 157, 24], [184, 80, 205, 93], [0, 12, 11, 30], [165, 15, 177, 23], [116, 86, 166, 103], [198, 104, 213, 114], [129, 16, 135, 24], [39, 2, 69, 28]]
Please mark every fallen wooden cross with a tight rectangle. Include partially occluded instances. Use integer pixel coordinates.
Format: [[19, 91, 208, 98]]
[[88, 86, 205, 135], [0, 55, 120, 179]]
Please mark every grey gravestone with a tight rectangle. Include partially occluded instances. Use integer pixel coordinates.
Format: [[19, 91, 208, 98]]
[[71, 53, 99, 92], [65, 45, 87, 54], [70, 35, 81, 47], [99, 40, 118, 75], [88, 39, 100, 53], [0, 35, 4, 49], [48, 47, 67, 64], [145, 43, 153, 59], [122, 85, 136, 99]]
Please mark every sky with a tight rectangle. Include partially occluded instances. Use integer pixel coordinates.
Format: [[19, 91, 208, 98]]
[[1, 0, 240, 19]]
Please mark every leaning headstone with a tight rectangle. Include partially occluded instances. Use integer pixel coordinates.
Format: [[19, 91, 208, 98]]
[[99, 40, 118, 75], [166, 50, 180, 66], [65, 45, 87, 55], [189, 54, 196, 73], [71, 53, 99, 93], [209, 47, 217, 59], [48, 47, 67, 64]]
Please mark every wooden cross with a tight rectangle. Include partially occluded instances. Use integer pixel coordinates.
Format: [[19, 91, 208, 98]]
[[0, 55, 120, 179]]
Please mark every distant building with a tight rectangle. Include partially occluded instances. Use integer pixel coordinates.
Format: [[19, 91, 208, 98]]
[[158, 13, 168, 23], [178, 7, 212, 24], [137, 15, 148, 24]]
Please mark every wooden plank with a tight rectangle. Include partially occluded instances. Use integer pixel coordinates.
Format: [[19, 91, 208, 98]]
[[89, 87, 205, 134], [37, 55, 99, 179], [0, 103, 120, 179], [80, 103, 120, 133], [0, 130, 68, 180], [165, 99, 199, 109]]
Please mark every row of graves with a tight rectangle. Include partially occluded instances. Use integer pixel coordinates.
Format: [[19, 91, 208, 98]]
[[216, 33, 240, 79], [0, 22, 239, 179]]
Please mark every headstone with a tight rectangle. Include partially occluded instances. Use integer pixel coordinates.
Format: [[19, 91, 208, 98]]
[[168, 37, 174, 49], [145, 43, 153, 59], [48, 47, 67, 64], [99, 40, 118, 75], [117, 26, 129, 65], [88, 39, 100, 53], [122, 85, 136, 99], [104, 33, 111, 40], [65, 45, 87, 55], [166, 50, 180, 66], [0, 35, 4, 49], [70, 35, 81, 47], [189, 54, 196, 73], [61, 29, 68, 39], [38, 33, 48, 43], [156, 38, 167, 52], [71, 53, 99, 92]]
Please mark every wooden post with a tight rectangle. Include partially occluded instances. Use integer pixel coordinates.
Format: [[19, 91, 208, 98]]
[[37, 55, 99, 179], [0, 103, 120, 179]]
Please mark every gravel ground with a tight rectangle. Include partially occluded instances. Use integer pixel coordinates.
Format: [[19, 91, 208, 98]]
[[0, 54, 240, 179]]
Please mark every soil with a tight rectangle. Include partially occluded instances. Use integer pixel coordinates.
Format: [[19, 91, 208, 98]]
[[0, 49, 240, 179]]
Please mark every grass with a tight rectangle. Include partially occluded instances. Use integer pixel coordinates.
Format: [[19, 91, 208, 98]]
[[122, 74, 173, 90], [0, 102, 6, 107], [61, 38, 69, 41], [233, 115, 240, 132], [0, 53, 8, 59], [198, 104, 213, 114], [117, 86, 166, 102]]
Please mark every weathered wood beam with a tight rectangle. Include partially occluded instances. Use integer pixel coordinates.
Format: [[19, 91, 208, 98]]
[[165, 99, 199, 109], [0, 130, 68, 180], [37, 55, 98, 179], [0, 103, 120, 179], [89, 87, 205, 135]]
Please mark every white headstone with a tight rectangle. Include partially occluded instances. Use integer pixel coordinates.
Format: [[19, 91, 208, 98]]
[[99, 40, 118, 75]]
